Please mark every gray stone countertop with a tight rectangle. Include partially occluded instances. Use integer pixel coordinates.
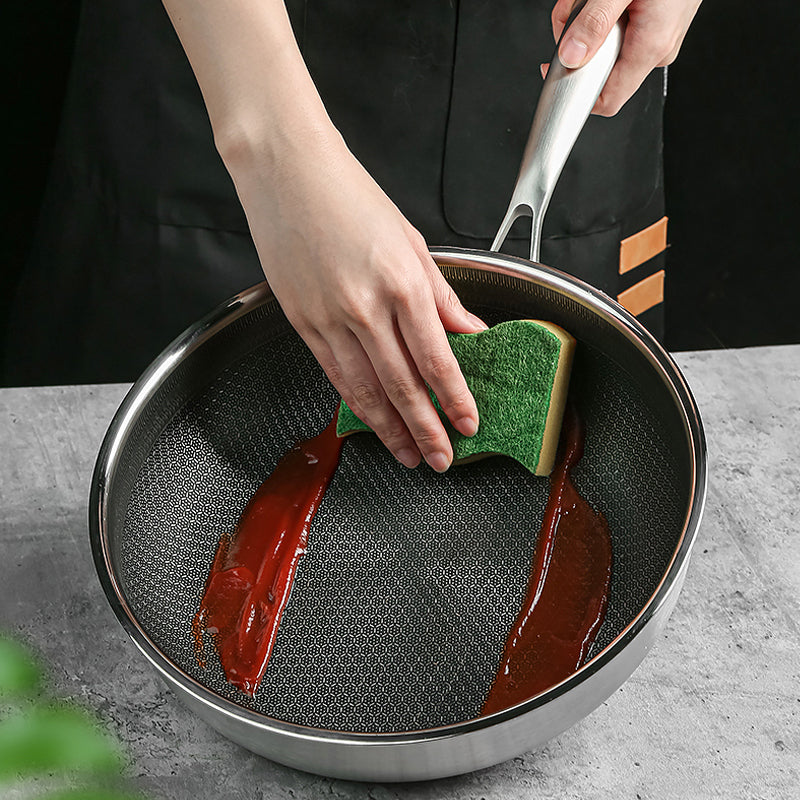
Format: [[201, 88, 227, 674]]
[[1, 344, 798, 799]]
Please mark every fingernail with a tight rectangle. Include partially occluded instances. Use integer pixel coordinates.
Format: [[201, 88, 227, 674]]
[[540, 62, 549, 79], [455, 415, 479, 437], [559, 38, 587, 68], [427, 451, 451, 473], [396, 448, 420, 469]]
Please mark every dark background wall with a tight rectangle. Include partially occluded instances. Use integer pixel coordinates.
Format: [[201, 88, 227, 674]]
[[2, 0, 799, 378], [2, 1, 81, 357], [663, 1, 800, 351]]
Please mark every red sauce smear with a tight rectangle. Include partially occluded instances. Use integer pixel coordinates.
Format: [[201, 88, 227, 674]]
[[192, 417, 344, 696], [194, 404, 611, 706], [481, 405, 613, 716]]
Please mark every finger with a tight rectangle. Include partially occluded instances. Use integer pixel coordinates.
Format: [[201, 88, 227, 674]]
[[590, 22, 671, 116], [590, 56, 647, 116], [551, 0, 576, 43], [304, 328, 423, 469], [557, 0, 629, 69], [355, 322, 456, 473], [425, 259, 488, 335], [405, 228, 488, 336], [392, 242, 482, 444], [396, 296, 480, 441]]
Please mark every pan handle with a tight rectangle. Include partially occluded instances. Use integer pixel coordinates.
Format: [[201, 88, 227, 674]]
[[491, 1, 624, 262]]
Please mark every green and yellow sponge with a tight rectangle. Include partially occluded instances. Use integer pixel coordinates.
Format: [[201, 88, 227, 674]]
[[336, 319, 575, 476]]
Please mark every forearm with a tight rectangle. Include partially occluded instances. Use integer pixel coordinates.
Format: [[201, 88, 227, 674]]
[[162, 0, 340, 172], [161, 0, 484, 473]]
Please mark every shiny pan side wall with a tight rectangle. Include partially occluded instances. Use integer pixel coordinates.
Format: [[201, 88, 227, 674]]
[[90, 250, 706, 781]]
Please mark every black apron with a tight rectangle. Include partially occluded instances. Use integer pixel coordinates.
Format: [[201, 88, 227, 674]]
[[3, 0, 666, 386]]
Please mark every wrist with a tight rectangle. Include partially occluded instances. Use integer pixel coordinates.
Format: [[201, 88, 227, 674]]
[[210, 36, 344, 185], [216, 108, 343, 183]]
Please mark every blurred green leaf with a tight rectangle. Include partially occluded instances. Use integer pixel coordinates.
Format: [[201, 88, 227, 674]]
[[0, 636, 42, 696], [0, 703, 125, 779]]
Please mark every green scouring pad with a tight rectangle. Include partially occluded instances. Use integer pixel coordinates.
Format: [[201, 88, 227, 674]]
[[336, 319, 575, 476]]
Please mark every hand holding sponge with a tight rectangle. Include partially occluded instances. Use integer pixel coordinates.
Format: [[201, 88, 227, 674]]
[[336, 319, 575, 476]]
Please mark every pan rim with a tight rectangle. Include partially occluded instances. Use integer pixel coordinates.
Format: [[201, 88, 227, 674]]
[[88, 248, 707, 745]]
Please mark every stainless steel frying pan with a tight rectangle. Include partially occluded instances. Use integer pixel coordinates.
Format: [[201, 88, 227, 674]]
[[90, 8, 706, 782]]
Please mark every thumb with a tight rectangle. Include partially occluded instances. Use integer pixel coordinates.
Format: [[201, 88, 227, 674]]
[[557, 0, 627, 69]]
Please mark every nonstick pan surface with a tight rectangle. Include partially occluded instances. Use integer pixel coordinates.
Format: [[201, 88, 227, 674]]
[[90, 251, 705, 780]]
